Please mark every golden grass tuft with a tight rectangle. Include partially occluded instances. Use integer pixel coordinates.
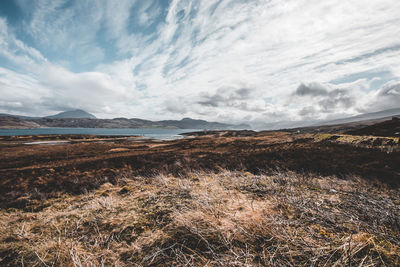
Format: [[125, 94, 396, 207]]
[[1, 170, 399, 266]]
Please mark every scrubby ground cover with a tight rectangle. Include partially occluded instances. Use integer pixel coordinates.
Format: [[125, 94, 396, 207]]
[[1, 171, 399, 266], [1, 132, 399, 210]]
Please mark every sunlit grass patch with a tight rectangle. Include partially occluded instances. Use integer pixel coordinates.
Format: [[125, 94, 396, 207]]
[[1, 170, 399, 266]]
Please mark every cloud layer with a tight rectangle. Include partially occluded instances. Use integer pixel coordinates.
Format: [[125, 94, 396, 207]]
[[0, 0, 399, 124]]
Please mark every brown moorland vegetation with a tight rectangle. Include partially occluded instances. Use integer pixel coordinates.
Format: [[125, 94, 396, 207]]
[[346, 117, 400, 137], [1, 170, 399, 266], [0, 126, 399, 266], [0, 131, 399, 208]]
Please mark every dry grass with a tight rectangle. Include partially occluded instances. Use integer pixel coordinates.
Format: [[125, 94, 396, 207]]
[[1, 170, 399, 266], [313, 133, 399, 153]]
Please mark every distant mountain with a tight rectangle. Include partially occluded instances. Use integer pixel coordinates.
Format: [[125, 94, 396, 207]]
[[0, 111, 249, 129], [157, 118, 247, 129], [251, 120, 315, 131], [317, 108, 400, 126], [251, 108, 400, 130], [0, 113, 41, 120], [0, 116, 40, 129], [32, 117, 249, 130], [2, 108, 399, 131], [46, 109, 96, 119]]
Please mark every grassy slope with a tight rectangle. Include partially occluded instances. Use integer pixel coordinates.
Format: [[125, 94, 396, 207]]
[[1, 171, 399, 266]]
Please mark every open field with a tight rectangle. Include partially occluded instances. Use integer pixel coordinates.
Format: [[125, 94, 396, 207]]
[[1, 171, 400, 266], [0, 126, 399, 266], [1, 131, 399, 208]]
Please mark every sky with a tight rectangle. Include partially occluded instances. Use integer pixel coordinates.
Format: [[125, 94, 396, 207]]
[[0, 0, 399, 125]]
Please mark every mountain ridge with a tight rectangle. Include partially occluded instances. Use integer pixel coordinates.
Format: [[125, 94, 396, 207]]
[[316, 108, 400, 126], [252, 108, 400, 130], [0, 110, 250, 130], [45, 109, 96, 119], [1, 108, 399, 130]]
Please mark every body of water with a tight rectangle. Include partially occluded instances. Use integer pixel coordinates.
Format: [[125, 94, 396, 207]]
[[0, 128, 198, 140]]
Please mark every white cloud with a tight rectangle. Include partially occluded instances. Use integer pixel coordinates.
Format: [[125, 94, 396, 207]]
[[0, 0, 400, 123], [16, 0, 105, 66], [363, 81, 400, 112], [0, 17, 47, 70]]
